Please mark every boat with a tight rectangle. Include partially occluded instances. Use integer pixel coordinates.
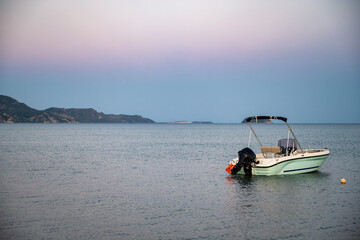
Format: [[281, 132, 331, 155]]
[[226, 116, 330, 175]]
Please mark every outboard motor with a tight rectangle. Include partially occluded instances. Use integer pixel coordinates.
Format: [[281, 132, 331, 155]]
[[226, 147, 257, 175]]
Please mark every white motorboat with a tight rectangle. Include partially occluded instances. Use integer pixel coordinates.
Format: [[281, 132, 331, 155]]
[[226, 116, 330, 176]]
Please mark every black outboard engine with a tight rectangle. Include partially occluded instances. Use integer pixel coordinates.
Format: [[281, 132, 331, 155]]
[[226, 147, 257, 175]]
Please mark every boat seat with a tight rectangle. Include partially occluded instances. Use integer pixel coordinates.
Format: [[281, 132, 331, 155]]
[[261, 146, 282, 154]]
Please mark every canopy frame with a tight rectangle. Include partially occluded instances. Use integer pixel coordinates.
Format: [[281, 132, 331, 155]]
[[244, 116, 303, 152]]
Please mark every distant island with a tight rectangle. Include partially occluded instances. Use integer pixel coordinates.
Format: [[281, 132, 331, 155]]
[[169, 121, 192, 124], [191, 121, 213, 124], [169, 121, 214, 124], [0, 95, 155, 123]]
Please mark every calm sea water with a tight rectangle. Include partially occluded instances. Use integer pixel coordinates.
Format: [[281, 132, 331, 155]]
[[0, 124, 359, 240]]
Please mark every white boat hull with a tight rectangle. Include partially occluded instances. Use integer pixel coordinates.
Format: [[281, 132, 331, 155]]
[[234, 149, 330, 176]]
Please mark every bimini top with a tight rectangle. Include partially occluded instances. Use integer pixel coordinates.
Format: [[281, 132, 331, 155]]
[[244, 116, 287, 123]]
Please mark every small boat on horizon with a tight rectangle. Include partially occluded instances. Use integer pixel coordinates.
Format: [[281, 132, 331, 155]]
[[226, 116, 330, 176]]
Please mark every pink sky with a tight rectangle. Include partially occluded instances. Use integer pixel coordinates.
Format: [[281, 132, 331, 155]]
[[0, 1, 359, 123], [1, 0, 358, 69]]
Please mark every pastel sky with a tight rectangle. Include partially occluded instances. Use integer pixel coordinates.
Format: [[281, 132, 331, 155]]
[[0, 0, 359, 123]]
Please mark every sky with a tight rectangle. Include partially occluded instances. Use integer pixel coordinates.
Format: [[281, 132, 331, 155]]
[[0, 0, 359, 123]]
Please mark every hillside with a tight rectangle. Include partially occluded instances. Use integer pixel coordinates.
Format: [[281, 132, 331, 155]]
[[0, 95, 155, 123]]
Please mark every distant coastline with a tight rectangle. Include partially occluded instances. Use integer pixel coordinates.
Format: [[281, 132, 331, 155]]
[[0, 95, 155, 123]]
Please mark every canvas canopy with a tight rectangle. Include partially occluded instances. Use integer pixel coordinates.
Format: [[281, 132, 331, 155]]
[[244, 116, 287, 123]]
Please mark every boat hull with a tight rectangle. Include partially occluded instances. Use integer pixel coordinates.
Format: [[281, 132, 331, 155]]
[[235, 151, 329, 176]]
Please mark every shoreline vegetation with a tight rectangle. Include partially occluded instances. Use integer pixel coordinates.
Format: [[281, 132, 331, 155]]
[[0, 95, 154, 123]]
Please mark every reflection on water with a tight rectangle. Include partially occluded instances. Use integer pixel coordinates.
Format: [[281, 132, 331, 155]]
[[226, 171, 330, 192], [223, 171, 355, 240]]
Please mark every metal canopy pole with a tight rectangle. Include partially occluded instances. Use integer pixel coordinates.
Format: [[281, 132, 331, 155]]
[[286, 130, 290, 156], [285, 122, 303, 152], [247, 122, 263, 147]]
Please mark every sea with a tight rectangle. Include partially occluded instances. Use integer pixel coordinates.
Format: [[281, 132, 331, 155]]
[[0, 123, 359, 240]]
